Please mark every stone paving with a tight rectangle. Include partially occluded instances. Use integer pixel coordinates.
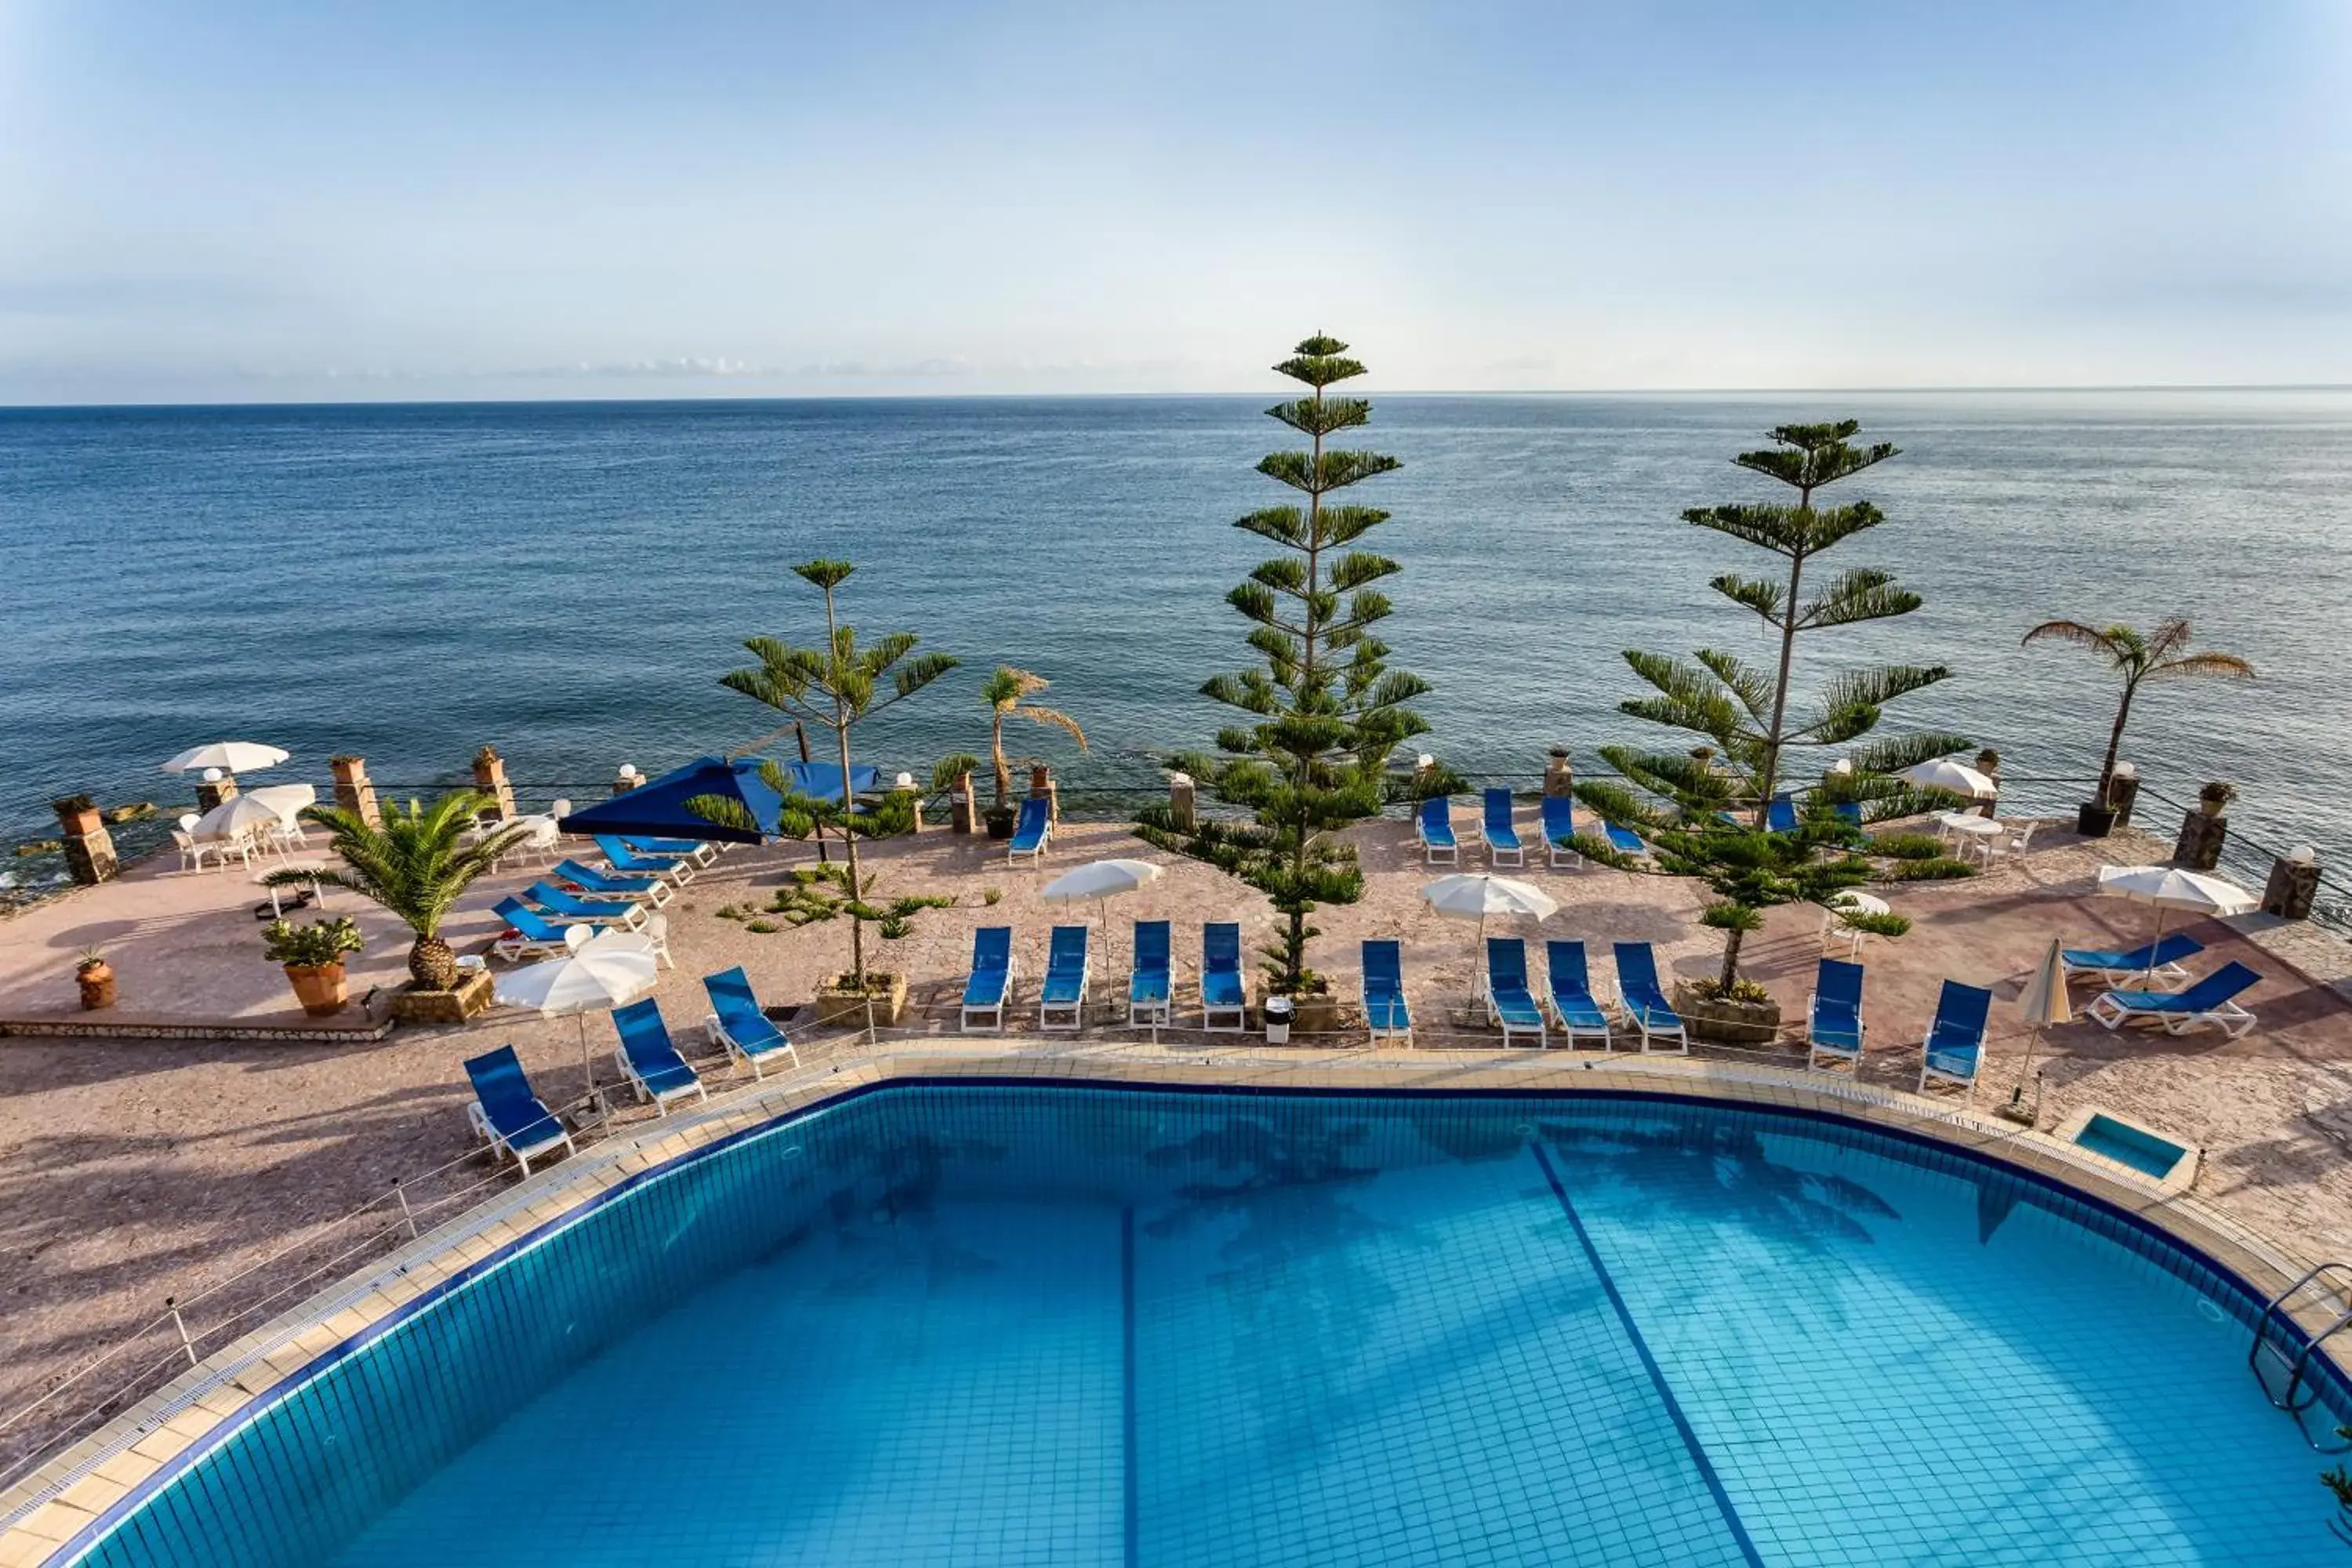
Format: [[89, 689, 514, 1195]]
[[4, 809, 2351, 1483]]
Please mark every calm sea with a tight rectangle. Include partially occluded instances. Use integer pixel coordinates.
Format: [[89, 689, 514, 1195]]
[[2, 393, 2346, 894]]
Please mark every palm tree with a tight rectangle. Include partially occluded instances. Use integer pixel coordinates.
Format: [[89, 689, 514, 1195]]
[[264, 792, 527, 989], [981, 666, 1088, 811], [2020, 619, 2255, 804]]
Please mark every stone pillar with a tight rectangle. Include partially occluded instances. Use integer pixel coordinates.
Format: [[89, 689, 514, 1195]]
[[51, 796, 118, 887], [2106, 763, 2141, 828], [2173, 810, 2227, 871], [2262, 848, 2321, 921], [1542, 748, 1573, 798], [1168, 771, 1196, 833], [613, 764, 643, 796], [330, 755, 381, 828], [1973, 750, 2002, 818], [949, 770, 978, 834], [471, 746, 516, 819], [195, 769, 238, 812], [893, 773, 922, 832], [1029, 764, 1058, 825], [1414, 753, 1439, 792]]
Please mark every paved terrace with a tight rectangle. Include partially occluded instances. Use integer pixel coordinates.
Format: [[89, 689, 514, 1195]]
[[3, 812, 2351, 1481]]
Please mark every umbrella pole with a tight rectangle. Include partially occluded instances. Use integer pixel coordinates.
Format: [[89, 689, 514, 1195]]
[[577, 1012, 605, 1126], [2142, 906, 2169, 987]]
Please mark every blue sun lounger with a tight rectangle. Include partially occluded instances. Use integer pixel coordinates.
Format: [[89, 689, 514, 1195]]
[[596, 834, 697, 885], [612, 999, 708, 1113], [1130, 920, 1172, 1025], [1202, 922, 1247, 1031], [2061, 933, 2204, 988], [1363, 939, 1411, 1043], [960, 926, 1015, 1033], [554, 858, 672, 907], [1766, 793, 1799, 833], [1613, 942, 1687, 1053], [624, 833, 717, 867], [2088, 960, 2262, 1040], [1917, 980, 1994, 1095], [1806, 957, 1867, 1072], [700, 967, 800, 1078], [463, 1046, 575, 1177], [1007, 796, 1052, 865], [1416, 796, 1458, 865], [1542, 941, 1614, 1048], [1832, 800, 1864, 828], [1038, 925, 1090, 1030], [1482, 789, 1524, 867], [490, 896, 600, 961], [1539, 796, 1583, 869], [1603, 822, 1649, 858], [1485, 938, 1547, 1047], [529, 880, 647, 931]]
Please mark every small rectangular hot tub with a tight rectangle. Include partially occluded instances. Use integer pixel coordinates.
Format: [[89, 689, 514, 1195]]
[[2054, 1107, 2200, 1192]]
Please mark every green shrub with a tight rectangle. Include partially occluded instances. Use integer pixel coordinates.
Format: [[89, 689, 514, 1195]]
[[745, 919, 780, 934], [982, 886, 1004, 906], [263, 917, 364, 967], [1870, 833, 1948, 861], [1889, 857, 1976, 881]]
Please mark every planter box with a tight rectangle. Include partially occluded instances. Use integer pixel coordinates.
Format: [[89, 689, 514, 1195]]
[[814, 971, 909, 1028], [1292, 993, 1341, 1037], [390, 967, 494, 1025], [1671, 980, 1782, 1046]]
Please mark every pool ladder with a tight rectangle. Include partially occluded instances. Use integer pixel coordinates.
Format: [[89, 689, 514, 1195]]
[[2250, 1261, 2352, 1451]]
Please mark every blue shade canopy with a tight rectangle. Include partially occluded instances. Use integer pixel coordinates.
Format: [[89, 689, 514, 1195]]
[[785, 760, 880, 799], [557, 756, 784, 845]]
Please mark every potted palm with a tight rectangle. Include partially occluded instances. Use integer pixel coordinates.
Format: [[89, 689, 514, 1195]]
[[263, 916, 364, 1016], [74, 946, 114, 1011], [264, 790, 524, 1022], [980, 666, 1087, 838], [2020, 618, 2255, 837]]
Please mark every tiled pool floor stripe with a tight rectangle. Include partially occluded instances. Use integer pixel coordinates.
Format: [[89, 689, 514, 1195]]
[[1530, 1141, 1767, 1568], [1121, 1204, 1138, 1568]]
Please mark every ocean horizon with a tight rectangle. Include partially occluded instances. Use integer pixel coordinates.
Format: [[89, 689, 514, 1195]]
[[3, 390, 2345, 900]]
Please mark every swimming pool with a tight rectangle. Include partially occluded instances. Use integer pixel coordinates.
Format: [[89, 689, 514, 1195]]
[[55, 1083, 2350, 1566]]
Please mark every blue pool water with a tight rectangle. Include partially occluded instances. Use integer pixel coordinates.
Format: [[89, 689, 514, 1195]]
[[2074, 1113, 2194, 1181], [68, 1086, 2347, 1566]]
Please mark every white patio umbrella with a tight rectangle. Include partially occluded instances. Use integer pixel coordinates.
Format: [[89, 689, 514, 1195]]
[[192, 793, 285, 843], [161, 742, 289, 775], [1901, 758, 1997, 800], [1421, 874, 1559, 997], [2006, 937, 2073, 1117], [494, 927, 660, 1119], [2095, 864, 2256, 982], [1042, 858, 1163, 975]]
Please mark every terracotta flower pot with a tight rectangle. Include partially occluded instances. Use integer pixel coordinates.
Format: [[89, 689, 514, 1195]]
[[76, 962, 116, 1011], [284, 960, 350, 1018]]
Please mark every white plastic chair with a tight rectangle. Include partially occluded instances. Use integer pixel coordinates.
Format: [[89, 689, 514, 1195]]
[[171, 829, 205, 873]]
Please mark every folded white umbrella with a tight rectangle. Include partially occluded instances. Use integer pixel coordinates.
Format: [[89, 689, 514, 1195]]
[[162, 742, 289, 775], [193, 793, 285, 840], [2006, 937, 2073, 1115], [1902, 758, 1997, 800], [2096, 864, 2256, 983], [495, 927, 661, 1112], [1043, 858, 1163, 975]]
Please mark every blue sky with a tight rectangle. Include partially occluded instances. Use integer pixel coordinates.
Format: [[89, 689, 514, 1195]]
[[2, 1, 2347, 401]]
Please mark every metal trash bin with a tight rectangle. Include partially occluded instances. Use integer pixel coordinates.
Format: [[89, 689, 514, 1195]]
[[1263, 995, 1295, 1045]]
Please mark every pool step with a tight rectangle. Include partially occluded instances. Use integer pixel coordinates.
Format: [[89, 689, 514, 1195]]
[[2249, 1260, 2352, 1450]]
